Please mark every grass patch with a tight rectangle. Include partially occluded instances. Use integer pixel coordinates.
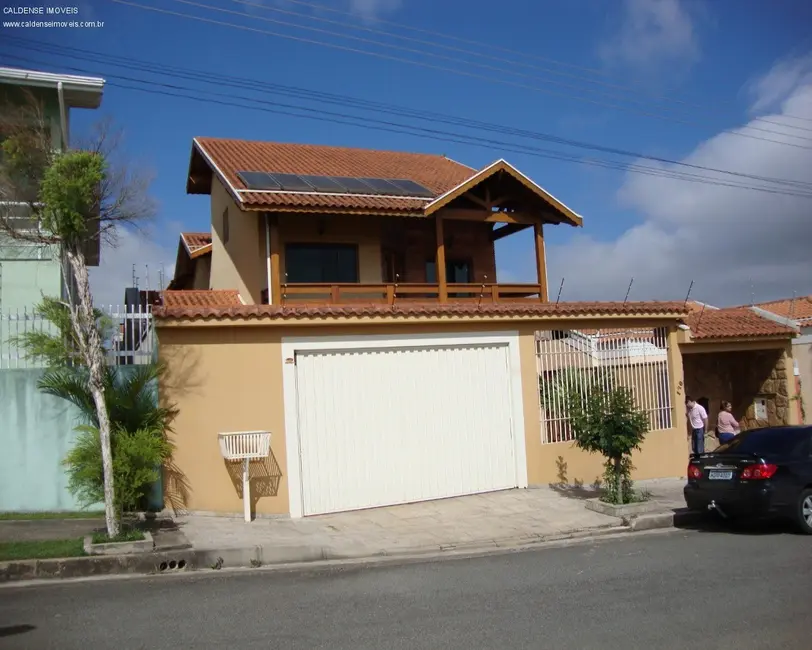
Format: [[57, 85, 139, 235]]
[[0, 538, 86, 561], [91, 528, 145, 544], [0, 511, 104, 521]]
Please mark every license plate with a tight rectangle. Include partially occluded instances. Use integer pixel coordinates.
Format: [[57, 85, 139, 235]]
[[708, 470, 733, 480]]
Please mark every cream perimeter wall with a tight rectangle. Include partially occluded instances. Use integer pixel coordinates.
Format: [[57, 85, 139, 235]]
[[158, 321, 688, 516]]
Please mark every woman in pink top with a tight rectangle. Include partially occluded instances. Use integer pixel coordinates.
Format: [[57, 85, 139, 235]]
[[717, 401, 739, 445]]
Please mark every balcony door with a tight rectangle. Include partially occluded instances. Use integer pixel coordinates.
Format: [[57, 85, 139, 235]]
[[285, 243, 359, 283], [425, 259, 472, 284]]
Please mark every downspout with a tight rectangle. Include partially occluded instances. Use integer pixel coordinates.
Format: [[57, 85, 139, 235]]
[[265, 212, 272, 304], [57, 81, 69, 150]]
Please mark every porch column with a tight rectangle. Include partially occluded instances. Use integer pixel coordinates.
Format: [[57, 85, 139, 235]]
[[435, 214, 447, 303], [267, 213, 281, 305], [533, 221, 548, 302]]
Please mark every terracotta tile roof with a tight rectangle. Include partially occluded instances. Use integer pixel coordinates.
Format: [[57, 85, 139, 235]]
[[194, 137, 474, 212], [153, 299, 687, 322], [161, 290, 242, 309], [686, 307, 796, 340], [238, 191, 426, 214], [180, 232, 212, 259], [752, 296, 812, 324]]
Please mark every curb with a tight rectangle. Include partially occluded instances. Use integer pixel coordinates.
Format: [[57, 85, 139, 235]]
[[0, 511, 705, 584], [625, 508, 708, 531]]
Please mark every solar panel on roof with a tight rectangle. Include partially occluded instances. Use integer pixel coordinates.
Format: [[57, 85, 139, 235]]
[[387, 179, 435, 198], [358, 178, 406, 195], [236, 171, 281, 190], [267, 173, 315, 192], [298, 175, 347, 193], [330, 176, 376, 194]]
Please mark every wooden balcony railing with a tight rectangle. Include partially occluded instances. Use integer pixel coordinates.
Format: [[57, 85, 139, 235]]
[[277, 283, 545, 305]]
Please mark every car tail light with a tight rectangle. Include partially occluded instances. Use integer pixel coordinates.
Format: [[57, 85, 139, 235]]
[[687, 464, 703, 480], [740, 463, 778, 480]]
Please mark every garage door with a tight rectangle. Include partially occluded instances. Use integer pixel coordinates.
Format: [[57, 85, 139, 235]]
[[293, 341, 519, 516]]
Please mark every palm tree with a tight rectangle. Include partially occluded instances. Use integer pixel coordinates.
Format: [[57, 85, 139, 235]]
[[39, 363, 176, 514]]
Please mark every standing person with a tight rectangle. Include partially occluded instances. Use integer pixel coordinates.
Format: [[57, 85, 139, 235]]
[[716, 401, 740, 445], [686, 396, 708, 455]]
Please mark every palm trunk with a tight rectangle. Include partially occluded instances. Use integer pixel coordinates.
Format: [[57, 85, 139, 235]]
[[65, 248, 119, 537]]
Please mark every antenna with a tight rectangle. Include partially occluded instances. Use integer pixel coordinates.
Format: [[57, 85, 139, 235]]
[[145, 264, 150, 294], [623, 278, 634, 306], [682, 280, 694, 309], [131, 264, 136, 288], [555, 278, 564, 305], [159, 265, 165, 292], [750, 278, 755, 306], [788, 291, 798, 322], [695, 302, 707, 333]]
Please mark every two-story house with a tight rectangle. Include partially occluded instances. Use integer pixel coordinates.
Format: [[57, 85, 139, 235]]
[[0, 66, 104, 314], [155, 137, 693, 520]]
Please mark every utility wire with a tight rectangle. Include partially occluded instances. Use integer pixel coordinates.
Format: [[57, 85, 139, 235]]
[[3, 50, 811, 199], [230, 0, 812, 135], [264, 0, 812, 128], [5, 38, 812, 192], [110, 0, 812, 151]]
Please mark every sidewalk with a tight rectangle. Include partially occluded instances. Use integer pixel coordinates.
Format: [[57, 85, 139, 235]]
[[176, 478, 689, 562]]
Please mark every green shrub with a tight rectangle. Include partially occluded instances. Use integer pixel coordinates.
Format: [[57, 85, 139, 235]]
[[63, 424, 172, 515]]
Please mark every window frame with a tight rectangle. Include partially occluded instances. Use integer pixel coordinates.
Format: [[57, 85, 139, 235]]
[[284, 242, 360, 284]]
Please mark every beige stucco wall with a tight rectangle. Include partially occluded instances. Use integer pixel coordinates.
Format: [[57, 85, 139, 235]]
[[278, 213, 383, 285], [192, 255, 211, 290], [209, 179, 265, 303], [158, 319, 687, 516]]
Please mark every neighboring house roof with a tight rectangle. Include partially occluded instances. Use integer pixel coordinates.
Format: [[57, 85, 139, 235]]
[[186, 137, 583, 224], [153, 297, 687, 321], [0, 66, 104, 108], [751, 295, 812, 325], [161, 290, 243, 309], [180, 232, 212, 259], [685, 306, 796, 341]]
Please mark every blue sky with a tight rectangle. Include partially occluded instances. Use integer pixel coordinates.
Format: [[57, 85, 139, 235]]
[[2, 0, 811, 306]]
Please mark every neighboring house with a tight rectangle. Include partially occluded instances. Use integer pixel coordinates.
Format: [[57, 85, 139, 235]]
[[154, 137, 695, 519], [678, 300, 800, 447], [751, 295, 812, 424], [0, 66, 104, 314]]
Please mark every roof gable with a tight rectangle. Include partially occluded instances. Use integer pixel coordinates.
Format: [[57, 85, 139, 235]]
[[423, 159, 583, 227]]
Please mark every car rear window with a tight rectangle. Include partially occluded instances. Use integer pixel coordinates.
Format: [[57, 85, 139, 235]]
[[717, 427, 810, 456]]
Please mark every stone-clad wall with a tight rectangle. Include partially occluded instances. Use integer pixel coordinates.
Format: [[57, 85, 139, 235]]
[[682, 348, 790, 450]]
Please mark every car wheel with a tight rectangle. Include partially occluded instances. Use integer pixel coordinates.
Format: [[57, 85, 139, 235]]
[[795, 489, 812, 535]]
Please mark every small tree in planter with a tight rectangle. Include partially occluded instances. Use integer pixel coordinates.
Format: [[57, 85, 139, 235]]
[[566, 384, 650, 505]]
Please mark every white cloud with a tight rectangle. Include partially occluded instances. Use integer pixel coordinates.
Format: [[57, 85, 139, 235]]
[[599, 0, 700, 71], [347, 0, 402, 21], [89, 227, 176, 308], [542, 58, 812, 307], [747, 52, 812, 114]]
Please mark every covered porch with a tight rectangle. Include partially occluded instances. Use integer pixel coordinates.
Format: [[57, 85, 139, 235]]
[[260, 160, 582, 306]]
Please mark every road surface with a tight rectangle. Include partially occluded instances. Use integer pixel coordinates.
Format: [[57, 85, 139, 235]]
[[1, 525, 810, 649]]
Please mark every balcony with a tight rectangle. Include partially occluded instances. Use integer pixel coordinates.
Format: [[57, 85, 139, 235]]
[[269, 283, 546, 305]]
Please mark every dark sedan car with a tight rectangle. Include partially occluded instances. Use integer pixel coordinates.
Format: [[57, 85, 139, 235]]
[[684, 425, 812, 534]]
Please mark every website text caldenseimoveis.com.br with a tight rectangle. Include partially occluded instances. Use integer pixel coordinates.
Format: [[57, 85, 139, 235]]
[[3, 5, 103, 29]]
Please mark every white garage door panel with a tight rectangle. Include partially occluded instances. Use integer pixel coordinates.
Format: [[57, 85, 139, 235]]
[[295, 343, 517, 516]]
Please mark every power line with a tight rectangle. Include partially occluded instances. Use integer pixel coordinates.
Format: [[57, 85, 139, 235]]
[[230, 0, 812, 135], [3, 50, 811, 199], [5, 38, 812, 193], [110, 0, 812, 151]]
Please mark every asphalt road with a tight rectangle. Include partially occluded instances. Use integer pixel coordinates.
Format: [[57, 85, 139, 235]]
[[1, 525, 811, 650]]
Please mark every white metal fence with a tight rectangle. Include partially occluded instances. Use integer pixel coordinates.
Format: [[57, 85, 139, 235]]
[[536, 327, 673, 444], [0, 304, 155, 369]]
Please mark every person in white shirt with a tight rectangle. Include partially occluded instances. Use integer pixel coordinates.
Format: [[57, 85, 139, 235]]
[[686, 396, 708, 454]]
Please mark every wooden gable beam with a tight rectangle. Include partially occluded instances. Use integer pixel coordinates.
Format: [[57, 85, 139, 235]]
[[490, 223, 532, 241], [439, 208, 540, 225]]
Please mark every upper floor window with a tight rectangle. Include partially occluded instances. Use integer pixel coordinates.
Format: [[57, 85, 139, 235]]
[[285, 243, 358, 283], [222, 208, 229, 245]]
